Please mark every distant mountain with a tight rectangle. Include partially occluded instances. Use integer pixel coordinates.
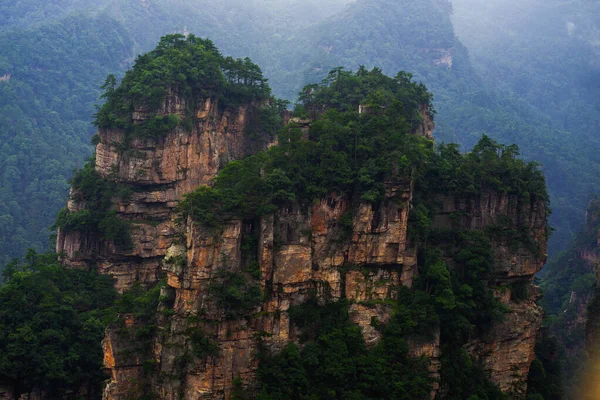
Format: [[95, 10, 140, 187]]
[[453, 0, 600, 251]]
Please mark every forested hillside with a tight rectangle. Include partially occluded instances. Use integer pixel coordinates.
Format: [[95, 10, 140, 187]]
[[0, 16, 133, 267], [453, 0, 600, 254]]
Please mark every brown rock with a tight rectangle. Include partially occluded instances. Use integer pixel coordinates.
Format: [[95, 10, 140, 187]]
[[467, 297, 543, 392], [56, 91, 546, 399]]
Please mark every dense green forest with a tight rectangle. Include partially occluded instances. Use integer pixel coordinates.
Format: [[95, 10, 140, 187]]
[[0, 251, 117, 399]]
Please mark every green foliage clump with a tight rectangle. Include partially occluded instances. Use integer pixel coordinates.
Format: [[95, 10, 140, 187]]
[[209, 270, 262, 320], [439, 347, 506, 400], [179, 67, 435, 228], [95, 34, 272, 140], [113, 280, 164, 322], [257, 298, 433, 399], [423, 136, 548, 203], [186, 327, 219, 359], [525, 334, 564, 400], [416, 234, 508, 398], [52, 159, 132, 250], [0, 251, 117, 399]]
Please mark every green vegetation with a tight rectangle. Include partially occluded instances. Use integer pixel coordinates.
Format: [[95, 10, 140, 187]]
[[526, 334, 564, 400], [542, 199, 600, 317], [179, 67, 434, 227], [53, 159, 132, 250], [209, 270, 262, 320], [95, 34, 273, 140], [416, 235, 508, 399], [0, 14, 134, 268], [256, 298, 433, 400], [0, 251, 117, 399], [425, 138, 548, 202], [187, 327, 219, 359], [113, 280, 164, 322], [538, 199, 600, 395]]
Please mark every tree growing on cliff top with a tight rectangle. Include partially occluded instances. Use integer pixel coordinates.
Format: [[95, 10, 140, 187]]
[[94, 34, 273, 138]]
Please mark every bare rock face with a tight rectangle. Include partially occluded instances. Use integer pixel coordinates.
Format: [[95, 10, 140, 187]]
[[468, 298, 543, 393], [102, 314, 150, 400], [57, 96, 261, 292], [57, 92, 546, 399]]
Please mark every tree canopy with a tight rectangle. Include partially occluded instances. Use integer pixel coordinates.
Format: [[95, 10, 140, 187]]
[[0, 251, 117, 399]]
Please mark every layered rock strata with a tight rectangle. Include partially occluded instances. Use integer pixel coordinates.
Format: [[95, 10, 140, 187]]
[[57, 93, 546, 399]]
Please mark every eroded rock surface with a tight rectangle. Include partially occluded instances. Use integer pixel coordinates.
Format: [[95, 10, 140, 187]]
[[57, 93, 547, 399]]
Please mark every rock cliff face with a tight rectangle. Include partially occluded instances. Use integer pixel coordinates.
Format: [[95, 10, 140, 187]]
[[57, 95, 262, 292], [57, 91, 546, 399], [433, 192, 547, 392]]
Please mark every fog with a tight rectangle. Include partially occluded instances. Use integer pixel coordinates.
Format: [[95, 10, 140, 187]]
[[452, 0, 600, 62]]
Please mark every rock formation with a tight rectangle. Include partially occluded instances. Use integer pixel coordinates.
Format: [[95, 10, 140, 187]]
[[57, 81, 546, 400]]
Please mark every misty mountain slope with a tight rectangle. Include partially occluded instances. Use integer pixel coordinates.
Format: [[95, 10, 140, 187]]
[[452, 1, 600, 395], [284, 0, 597, 253], [452, 0, 600, 139], [452, 0, 600, 315], [0, 0, 99, 31], [0, 15, 133, 267]]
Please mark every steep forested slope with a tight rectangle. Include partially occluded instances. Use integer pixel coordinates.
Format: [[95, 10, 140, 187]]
[[452, 0, 600, 252], [0, 16, 133, 267]]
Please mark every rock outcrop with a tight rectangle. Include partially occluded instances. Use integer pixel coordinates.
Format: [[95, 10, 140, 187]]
[[57, 95, 263, 292], [57, 90, 547, 399]]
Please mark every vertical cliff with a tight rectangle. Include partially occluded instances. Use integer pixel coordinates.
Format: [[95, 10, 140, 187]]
[[57, 36, 548, 399], [57, 94, 259, 291]]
